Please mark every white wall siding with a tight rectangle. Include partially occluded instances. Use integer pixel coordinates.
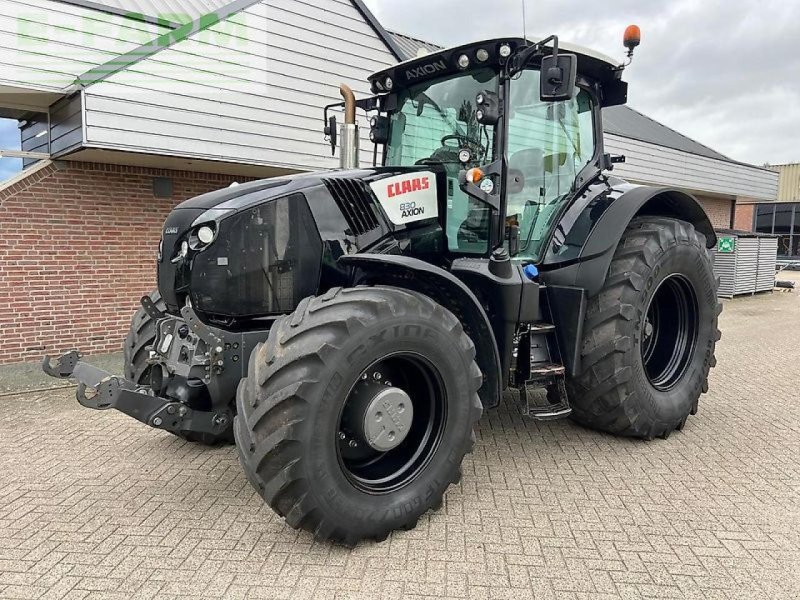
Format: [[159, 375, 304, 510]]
[[604, 133, 779, 201], [0, 0, 167, 92], [82, 0, 396, 171]]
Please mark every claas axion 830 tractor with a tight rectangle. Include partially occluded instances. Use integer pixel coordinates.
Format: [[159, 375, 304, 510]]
[[44, 28, 721, 544]]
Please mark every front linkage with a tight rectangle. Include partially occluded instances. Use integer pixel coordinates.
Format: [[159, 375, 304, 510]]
[[43, 350, 232, 436], [41, 296, 253, 439]]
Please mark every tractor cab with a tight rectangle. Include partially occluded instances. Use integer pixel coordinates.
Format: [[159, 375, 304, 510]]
[[348, 36, 630, 262]]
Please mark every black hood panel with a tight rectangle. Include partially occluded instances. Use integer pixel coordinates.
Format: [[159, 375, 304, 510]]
[[158, 166, 445, 317], [175, 167, 435, 212]]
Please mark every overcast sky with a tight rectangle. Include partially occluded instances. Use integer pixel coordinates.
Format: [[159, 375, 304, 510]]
[[0, 123, 21, 180], [364, 0, 800, 166]]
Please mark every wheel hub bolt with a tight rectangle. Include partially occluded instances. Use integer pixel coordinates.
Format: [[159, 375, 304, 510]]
[[153, 417, 163, 427], [373, 372, 382, 381], [349, 440, 358, 448]]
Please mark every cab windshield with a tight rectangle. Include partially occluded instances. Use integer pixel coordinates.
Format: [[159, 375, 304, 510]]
[[386, 69, 500, 254], [384, 67, 596, 259]]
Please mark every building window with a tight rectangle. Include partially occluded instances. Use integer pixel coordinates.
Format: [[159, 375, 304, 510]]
[[753, 203, 800, 258], [755, 204, 775, 233]]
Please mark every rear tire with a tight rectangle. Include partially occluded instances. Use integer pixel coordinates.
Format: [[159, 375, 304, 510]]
[[123, 289, 234, 446], [566, 217, 721, 440], [235, 286, 483, 545]]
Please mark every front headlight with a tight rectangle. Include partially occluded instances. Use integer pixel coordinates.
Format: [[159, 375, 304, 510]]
[[172, 240, 190, 263], [188, 223, 218, 250], [197, 225, 215, 245]]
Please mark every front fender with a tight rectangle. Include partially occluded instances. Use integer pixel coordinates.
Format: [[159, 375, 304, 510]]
[[542, 183, 717, 296], [339, 254, 502, 409]]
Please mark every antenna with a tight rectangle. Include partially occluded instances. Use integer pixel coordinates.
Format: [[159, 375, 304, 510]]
[[521, 0, 528, 41]]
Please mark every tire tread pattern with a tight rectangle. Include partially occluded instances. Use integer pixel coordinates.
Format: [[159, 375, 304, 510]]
[[235, 286, 483, 545], [567, 217, 722, 440]]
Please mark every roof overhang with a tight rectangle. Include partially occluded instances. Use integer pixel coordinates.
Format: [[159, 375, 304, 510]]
[[0, 83, 65, 119], [62, 147, 303, 178]]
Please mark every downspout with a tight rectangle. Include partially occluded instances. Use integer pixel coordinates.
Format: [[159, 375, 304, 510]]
[[339, 84, 359, 170]]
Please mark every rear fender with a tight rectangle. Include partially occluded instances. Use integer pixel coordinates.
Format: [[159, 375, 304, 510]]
[[543, 185, 717, 297], [339, 254, 502, 409]]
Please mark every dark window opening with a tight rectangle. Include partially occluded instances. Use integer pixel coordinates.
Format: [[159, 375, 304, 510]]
[[774, 205, 793, 235], [754, 203, 800, 258], [755, 204, 774, 233]]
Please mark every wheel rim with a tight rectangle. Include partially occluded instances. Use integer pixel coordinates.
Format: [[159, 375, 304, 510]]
[[336, 353, 447, 495], [640, 274, 700, 392]]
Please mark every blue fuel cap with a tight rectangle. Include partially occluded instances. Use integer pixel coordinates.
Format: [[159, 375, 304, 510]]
[[523, 264, 539, 280]]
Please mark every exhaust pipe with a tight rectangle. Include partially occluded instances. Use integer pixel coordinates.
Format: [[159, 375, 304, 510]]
[[339, 84, 359, 169]]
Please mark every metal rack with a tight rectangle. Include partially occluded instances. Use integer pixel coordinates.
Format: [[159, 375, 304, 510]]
[[712, 231, 778, 299]]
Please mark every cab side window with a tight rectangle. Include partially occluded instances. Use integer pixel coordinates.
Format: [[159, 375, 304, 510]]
[[507, 70, 595, 260]]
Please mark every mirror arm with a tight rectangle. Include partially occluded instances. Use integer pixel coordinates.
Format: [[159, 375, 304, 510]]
[[458, 159, 503, 211], [508, 35, 560, 78], [323, 101, 345, 156]]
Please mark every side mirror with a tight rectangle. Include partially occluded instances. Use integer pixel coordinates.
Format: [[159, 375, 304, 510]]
[[540, 53, 577, 102], [324, 115, 338, 156], [369, 115, 390, 145]]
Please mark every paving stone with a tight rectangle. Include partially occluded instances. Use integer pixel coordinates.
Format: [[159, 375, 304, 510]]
[[1, 286, 799, 599]]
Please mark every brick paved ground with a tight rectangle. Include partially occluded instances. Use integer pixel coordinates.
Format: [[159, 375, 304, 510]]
[[1, 283, 799, 599]]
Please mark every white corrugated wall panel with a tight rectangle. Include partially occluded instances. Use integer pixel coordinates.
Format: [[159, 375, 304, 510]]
[[757, 238, 778, 292], [0, 0, 168, 91], [83, 0, 395, 171], [604, 133, 779, 201], [733, 239, 760, 295], [713, 247, 737, 299]]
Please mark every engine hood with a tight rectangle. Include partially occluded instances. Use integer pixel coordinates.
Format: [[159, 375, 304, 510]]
[[159, 166, 447, 316], [175, 168, 429, 213]]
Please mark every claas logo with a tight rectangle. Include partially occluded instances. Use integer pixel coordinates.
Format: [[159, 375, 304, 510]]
[[387, 176, 430, 198]]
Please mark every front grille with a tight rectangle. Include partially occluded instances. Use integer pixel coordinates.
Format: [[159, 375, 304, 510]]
[[322, 178, 380, 236]]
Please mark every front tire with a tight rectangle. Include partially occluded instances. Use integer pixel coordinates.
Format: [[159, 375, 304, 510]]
[[566, 217, 721, 440], [235, 287, 483, 545]]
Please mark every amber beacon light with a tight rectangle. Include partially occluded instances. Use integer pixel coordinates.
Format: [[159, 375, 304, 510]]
[[624, 24, 641, 56]]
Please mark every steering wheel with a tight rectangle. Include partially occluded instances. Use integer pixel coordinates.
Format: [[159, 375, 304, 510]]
[[441, 134, 481, 150], [413, 135, 486, 166]]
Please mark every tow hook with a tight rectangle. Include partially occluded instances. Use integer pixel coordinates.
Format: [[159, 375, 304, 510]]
[[42, 352, 233, 437]]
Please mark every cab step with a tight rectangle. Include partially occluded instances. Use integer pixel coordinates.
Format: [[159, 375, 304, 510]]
[[521, 378, 572, 421], [529, 322, 556, 334], [529, 362, 565, 377], [513, 318, 571, 421]]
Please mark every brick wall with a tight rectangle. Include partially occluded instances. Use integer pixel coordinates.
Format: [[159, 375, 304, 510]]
[[0, 161, 253, 365], [696, 195, 734, 230], [734, 203, 755, 231]]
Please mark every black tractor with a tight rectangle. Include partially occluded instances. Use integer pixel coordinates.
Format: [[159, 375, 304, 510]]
[[44, 30, 721, 545]]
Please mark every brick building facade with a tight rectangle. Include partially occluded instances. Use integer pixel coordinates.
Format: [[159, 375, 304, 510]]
[[0, 161, 249, 365], [695, 195, 735, 230], [734, 204, 756, 231]]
